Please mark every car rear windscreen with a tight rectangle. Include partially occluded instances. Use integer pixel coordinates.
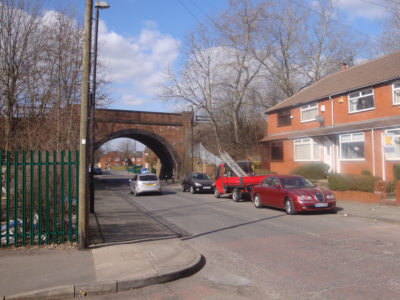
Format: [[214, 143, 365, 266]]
[[139, 175, 158, 181]]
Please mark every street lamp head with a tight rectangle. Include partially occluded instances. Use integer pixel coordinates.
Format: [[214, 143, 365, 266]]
[[95, 1, 110, 9]]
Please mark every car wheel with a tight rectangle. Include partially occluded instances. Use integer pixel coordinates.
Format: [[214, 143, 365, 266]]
[[181, 185, 186, 192], [214, 189, 221, 198], [285, 198, 296, 215], [190, 186, 195, 194], [254, 194, 263, 208], [130, 189, 134, 195], [232, 189, 241, 202]]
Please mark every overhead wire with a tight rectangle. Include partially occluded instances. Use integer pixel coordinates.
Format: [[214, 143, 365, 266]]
[[177, 0, 390, 45]]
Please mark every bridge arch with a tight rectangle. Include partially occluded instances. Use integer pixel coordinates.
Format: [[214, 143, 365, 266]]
[[94, 109, 193, 179], [95, 128, 180, 179]]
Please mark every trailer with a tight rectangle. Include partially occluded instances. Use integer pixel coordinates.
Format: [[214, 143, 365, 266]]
[[214, 152, 269, 201]]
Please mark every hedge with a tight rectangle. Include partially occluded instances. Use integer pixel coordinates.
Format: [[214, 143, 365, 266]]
[[328, 173, 379, 193], [290, 162, 329, 180]]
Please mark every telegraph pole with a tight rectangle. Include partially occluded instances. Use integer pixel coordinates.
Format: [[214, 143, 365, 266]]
[[78, 0, 93, 250]]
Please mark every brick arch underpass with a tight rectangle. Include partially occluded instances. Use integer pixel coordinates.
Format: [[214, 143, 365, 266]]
[[94, 109, 193, 179]]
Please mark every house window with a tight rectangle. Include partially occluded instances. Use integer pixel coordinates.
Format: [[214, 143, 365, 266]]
[[301, 103, 318, 122], [348, 89, 374, 113], [393, 82, 400, 105], [385, 128, 400, 160], [277, 110, 291, 127], [270, 142, 283, 161], [294, 138, 320, 161], [340, 133, 365, 160]]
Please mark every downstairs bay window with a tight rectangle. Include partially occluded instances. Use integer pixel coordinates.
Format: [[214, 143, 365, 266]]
[[294, 138, 320, 161], [385, 128, 400, 160]]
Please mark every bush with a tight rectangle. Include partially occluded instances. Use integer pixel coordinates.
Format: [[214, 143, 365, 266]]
[[290, 163, 329, 180], [254, 168, 271, 175], [361, 169, 372, 176], [252, 161, 262, 170], [328, 173, 380, 193]]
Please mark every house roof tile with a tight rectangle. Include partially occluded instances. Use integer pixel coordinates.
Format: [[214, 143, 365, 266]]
[[266, 52, 400, 113]]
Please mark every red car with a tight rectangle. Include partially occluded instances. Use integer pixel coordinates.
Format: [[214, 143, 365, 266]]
[[251, 175, 336, 214]]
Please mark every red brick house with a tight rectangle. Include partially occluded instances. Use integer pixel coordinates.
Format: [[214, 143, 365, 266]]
[[261, 52, 400, 181], [99, 151, 122, 169]]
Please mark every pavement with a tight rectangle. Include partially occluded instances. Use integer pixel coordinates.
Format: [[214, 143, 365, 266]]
[[1, 176, 400, 299]]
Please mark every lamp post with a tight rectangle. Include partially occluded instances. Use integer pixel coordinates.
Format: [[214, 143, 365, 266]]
[[89, 1, 110, 214]]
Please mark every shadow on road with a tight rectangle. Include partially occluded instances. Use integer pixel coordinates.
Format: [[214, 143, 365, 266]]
[[89, 175, 180, 247]]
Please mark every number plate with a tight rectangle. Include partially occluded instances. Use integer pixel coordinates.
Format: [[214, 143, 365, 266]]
[[315, 203, 328, 208], [203, 186, 211, 189], [145, 183, 155, 186]]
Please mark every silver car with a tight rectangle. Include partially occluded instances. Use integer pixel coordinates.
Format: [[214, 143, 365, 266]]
[[129, 173, 162, 196]]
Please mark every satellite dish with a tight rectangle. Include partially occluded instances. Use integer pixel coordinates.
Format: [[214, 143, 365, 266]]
[[315, 115, 324, 123]]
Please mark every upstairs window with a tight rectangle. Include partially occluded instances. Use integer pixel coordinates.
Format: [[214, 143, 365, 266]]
[[393, 82, 400, 105], [301, 103, 318, 122], [340, 133, 364, 160], [348, 89, 374, 113], [277, 110, 291, 127]]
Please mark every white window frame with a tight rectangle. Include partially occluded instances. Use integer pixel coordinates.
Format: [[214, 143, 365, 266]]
[[339, 132, 365, 161], [393, 82, 400, 105], [348, 88, 375, 113], [294, 138, 320, 161], [384, 128, 400, 161], [300, 103, 318, 122]]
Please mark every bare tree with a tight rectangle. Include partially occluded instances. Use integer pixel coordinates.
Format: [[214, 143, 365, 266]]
[[0, 0, 43, 151], [163, 0, 270, 157], [118, 139, 136, 164], [378, 1, 400, 53]]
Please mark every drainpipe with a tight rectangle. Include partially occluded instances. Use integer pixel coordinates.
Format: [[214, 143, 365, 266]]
[[372, 129, 376, 176], [329, 95, 336, 172], [329, 95, 334, 126], [381, 133, 386, 181]]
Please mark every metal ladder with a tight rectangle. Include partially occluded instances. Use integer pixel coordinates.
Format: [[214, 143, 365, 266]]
[[220, 152, 247, 177]]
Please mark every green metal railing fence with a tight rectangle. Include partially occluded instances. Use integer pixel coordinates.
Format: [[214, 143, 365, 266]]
[[0, 150, 79, 247]]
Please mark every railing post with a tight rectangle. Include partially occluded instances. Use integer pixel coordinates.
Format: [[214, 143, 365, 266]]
[[29, 151, 34, 245], [37, 151, 42, 245], [22, 151, 26, 246], [60, 150, 65, 243], [6, 151, 11, 247], [45, 151, 50, 244], [53, 151, 57, 243]]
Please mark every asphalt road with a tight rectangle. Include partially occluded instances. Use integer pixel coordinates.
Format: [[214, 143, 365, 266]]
[[92, 173, 400, 300]]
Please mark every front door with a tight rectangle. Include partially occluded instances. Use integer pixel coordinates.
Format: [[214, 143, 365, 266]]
[[323, 143, 333, 172]]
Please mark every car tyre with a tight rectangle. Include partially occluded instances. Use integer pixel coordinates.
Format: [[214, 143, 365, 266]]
[[130, 190, 134, 195], [214, 189, 221, 198], [181, 185, 186, 192], [190, 186, 195, 194], [285, 198, 296, 215], [232, 189, 241, 202], [254, 194, 263, 208]]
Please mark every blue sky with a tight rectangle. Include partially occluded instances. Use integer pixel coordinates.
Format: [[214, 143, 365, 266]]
[[48, 0, 391, 114]]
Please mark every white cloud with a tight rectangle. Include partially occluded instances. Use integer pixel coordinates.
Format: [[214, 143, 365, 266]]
[[335, 0, 388, 19], [121, 94, 145, 106], [97, 21, 180, 108]]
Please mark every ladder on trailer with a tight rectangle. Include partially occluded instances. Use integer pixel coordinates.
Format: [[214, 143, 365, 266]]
[[220, 152, 247, 177]]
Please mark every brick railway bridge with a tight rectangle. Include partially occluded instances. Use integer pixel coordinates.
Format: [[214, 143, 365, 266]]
[[94, 109, 193, 179]]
